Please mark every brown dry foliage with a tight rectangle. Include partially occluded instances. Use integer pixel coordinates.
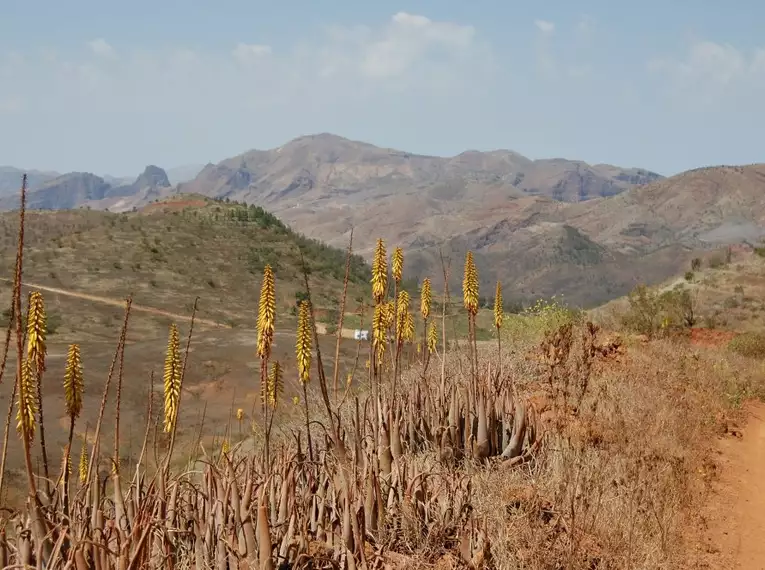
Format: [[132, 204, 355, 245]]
[[0, 180, 759, 570]]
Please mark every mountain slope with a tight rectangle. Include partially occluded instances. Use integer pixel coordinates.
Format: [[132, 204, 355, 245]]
[[180, 133, 661, 208], [13, 172, 114, 210], [0, 165, 175, 211], [563, 164, 765, 253], [172, 134, 665, 306], [175, 134, 662, 255], [0, 194, 370, 337], [414, 164, 765, 306], [406, 216, 695, 308], [0, 166, 60, 196], [591, 245, 765, 335], [334, 163, 765, 307], [10, 136, 760, 309]]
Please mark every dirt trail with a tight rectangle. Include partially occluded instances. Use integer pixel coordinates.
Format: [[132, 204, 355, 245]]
[[702, 402, 765, 569], [314, 321, 359, 340], [1, 278, 226, 328], [2, 279, 348, 339]]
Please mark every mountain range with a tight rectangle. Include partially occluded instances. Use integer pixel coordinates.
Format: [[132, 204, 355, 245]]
[[0, 163, 204, 202], [2, 133, 763, 307]]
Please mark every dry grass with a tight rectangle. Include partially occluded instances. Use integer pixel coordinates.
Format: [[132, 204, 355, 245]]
[[0, 196, 370, 337], [591, 248, 765, 335], [0, 180, 760, 569], [472, 337, 763, 569]]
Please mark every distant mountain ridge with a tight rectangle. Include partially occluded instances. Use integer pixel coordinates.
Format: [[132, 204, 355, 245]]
[[0, 165, 173, 211], [0, 166, 60, 196], [0, 162, 203, 206], [3, 134, 662, 212], [179, 133, 662, 206], [5, 134, 762, 308]]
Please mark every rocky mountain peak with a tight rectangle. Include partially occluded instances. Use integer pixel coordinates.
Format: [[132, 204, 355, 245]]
[[134, 165, 171, 189]]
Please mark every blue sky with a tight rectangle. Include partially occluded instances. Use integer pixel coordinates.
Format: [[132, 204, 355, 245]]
[[1, 0, 763, 177]]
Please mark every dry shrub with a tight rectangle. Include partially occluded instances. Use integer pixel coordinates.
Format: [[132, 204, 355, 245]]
[[0, 178, 761, 569], [471, 331, 760, 569], [727, 331, 765, 359]]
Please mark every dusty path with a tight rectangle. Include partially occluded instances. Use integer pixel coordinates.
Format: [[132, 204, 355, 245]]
[[314, 321, 359, 340], [701, 402, 765, 569], [1, 278, 228, 329], [1, 278, 359, 339]]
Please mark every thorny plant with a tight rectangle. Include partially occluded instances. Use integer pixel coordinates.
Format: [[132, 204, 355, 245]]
[[0, 175, 747, 570]]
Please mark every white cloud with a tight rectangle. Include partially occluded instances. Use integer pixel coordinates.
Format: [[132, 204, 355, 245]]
[[533, 20, 557, 78], [650, 41, 748, 85], [649, 41, 765, 106], [532, 18, 594, 82], [232, 43, 272, 64], [3, 11, 764, 177], [39, 48, 58, 64], [310, 12, 482, 83], [361, 12, 475, 79], [87, 38, 115, 58], [534, 20, 555, 34], [0, 12, 492, 119]]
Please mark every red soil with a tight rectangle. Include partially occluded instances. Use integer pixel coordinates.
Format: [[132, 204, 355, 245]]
[[689, 328, 737, 348], [695, 402, 765, 569], [141, 199, 208, 213]]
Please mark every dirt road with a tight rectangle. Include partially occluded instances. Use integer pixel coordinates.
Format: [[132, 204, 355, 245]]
[[2, 279, 227, 328], [702, 402, 765, 569], [2, 279, 362, 340]]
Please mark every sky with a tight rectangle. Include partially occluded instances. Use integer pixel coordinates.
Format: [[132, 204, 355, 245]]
[[1, 1, 763, 177]]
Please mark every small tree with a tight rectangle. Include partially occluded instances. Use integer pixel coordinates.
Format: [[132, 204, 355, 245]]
[[621, 285, 661, 337], [660, 287, 696, 328]]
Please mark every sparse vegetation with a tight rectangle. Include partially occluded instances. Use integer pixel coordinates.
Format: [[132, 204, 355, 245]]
[[0, 195, 371, 339], [619, 284, 696, 338], [0, 178, 760, 569], [728, 331, 765, 359]]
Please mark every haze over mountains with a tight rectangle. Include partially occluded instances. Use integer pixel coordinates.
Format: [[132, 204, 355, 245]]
[[2, 133, 763, 307], [0, 167, 60, 196], [0, 163, 204, 201]]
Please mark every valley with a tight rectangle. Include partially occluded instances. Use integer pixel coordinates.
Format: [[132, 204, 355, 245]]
[[6, 134, 762, 308], [4, 3, 765, 567], [0, 137, 764, 569]]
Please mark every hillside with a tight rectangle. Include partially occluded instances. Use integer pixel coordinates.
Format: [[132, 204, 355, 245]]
[[0, 194, 370, 339], [0, 165, 175, 212], [592, 245, 765, 335], [179, 133, 660, 208], [6, 139, 764, 308], [0, 176, 764, 570], [3, 134, 660, 215], [374, 164, 765, 307], [562, 164, 765, 253], [405, 221, 693, 307], [0, 166, 59, 196], [0, 188, 762, 569]]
